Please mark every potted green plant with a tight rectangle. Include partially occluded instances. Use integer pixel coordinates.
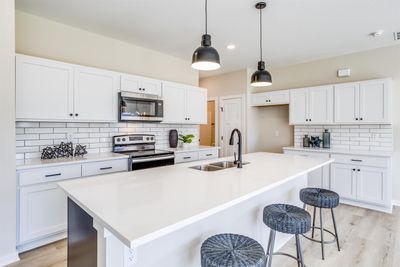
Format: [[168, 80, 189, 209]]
[[179, 134, 195, 148]]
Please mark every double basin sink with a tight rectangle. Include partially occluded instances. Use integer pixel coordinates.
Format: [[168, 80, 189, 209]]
[[190, 161, 249, 172]]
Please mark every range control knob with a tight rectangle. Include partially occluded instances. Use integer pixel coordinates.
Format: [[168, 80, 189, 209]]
[[116, 138, 121, 142], [151, 137, 154, 140], [122, 138, 126, 142], [146, 137, 150, 141]]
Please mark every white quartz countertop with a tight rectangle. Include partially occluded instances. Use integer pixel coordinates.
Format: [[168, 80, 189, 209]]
[[168, 145, 220, 153], [283, 146, 393, 157], [16, 152, 129, 170], [58, 152, 333, 249]]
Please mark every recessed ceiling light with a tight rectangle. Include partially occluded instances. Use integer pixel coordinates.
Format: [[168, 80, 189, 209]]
[[370, 30, 384, 37], [226, 44, 236, 50]]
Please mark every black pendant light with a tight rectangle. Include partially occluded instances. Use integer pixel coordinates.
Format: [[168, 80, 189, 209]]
[[251, 2, 272, 87], [192, 0, 221, 71]]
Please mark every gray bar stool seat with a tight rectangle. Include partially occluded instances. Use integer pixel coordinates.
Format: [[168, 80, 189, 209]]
[[263, 204, 311, 267], [300, 188, 340, 260], [201, 233, 266, 267]]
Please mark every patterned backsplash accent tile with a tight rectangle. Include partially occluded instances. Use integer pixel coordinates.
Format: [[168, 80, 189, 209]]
[[16, 122, 199, 159], [294, 124, 393, 151]]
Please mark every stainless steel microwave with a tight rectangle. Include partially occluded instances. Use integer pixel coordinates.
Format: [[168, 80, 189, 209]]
[[119, 92, 163, 122]]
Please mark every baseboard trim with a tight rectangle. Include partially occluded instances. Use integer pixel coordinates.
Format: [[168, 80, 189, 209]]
[[392, 200, 400, 207], [0, 251, 20, 267]]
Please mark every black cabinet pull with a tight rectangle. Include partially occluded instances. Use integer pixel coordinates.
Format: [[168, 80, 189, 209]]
[[45, 173, 62, 178], [69, 113, 73, 117], [206, 154, 213, 156], [351, 159, 363, 162], [352, 169, 356, 171], [355, 118, 359, 120], [100, 167, 112, 171], [360, 118, 363, 120], [75, 113, 79, 117], [358, 169, 361, 172], [183, 157, 191, 159]]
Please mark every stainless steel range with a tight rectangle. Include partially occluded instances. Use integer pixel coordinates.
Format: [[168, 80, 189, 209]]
[[112, 134, 175, 171]]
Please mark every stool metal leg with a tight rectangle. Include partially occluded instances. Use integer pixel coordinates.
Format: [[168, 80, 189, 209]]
[[311, 206, 316, 238], [319, 208, 325, 260], [303, 203, 306, 210], [331, 208, 340, 251], [267, 230, 276, 267], [295, 234, 305, 267], [265, 230, 273, 267]]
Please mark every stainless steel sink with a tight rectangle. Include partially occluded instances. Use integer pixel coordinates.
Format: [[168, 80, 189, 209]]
[[189, 161, 249, 172]]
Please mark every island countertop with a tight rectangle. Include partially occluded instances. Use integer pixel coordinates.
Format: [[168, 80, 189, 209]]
[[58, 152, 333, 249]]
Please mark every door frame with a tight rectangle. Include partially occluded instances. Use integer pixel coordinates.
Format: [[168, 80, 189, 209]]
[[207, 97, 219, 147], [218, 94, 247, 157]]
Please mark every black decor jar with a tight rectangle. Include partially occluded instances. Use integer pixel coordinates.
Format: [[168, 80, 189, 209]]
[[169, 130, 178, 148]]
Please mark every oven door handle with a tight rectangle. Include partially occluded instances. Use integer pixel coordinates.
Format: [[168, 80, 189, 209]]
[[131, 155, 175, 164]]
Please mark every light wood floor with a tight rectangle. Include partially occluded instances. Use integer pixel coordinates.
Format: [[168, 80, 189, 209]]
[[7, 204, 400, 267]]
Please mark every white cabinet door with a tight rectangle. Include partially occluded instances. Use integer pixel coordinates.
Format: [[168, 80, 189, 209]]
[[330, 163, 357, 200], [186, 87, 207, 124], [19, 183, 67, 244], [357, 167, 387, 205], [268, 90, 290, 105], [251, 93, 268, 106], [334, 82, 359, 123], [162, 82, 186, 123], [74, 66, 119, 122], [359, 79, 390, 124], [308, 86, 333, 124], [16, 55, 74, 121], [121, 74, 162, 96], [289, 89, 308, 125]]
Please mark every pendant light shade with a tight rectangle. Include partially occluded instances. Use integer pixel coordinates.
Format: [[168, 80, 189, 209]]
[[192, 0, 221, 71], [251, 2, 272, 87]]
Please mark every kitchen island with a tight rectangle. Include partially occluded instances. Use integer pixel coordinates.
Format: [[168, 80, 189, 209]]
[[58, 152, 333, 267]]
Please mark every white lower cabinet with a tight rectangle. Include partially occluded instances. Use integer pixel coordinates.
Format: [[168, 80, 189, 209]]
[[17, 158, 128, 252], [283, 148, 392, 212], [19, 183, 67, 244], [174, 148, 219, 164]]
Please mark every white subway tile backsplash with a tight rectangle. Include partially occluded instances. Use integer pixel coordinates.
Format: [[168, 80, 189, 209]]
[[294, 124, 393, 152], [16, 122, 199, 159]]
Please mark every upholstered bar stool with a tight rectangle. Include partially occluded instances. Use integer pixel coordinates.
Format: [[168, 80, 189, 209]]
[[263, 204, 311, 267], [300, 188, 340, 260], [201, 233, 266, 267]]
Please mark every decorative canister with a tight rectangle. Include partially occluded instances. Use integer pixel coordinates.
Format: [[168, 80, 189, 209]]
[[169, 129, 178, 148], [303, 135, 310, 148], [323, 129, 331, 149]]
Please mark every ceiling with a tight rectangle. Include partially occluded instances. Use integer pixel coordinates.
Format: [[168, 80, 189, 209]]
[[16, 0, 400, 77]]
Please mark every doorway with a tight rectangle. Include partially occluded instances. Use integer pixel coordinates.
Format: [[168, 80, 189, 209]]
[[219, 95, 246, 157], [200, 100, 217, 146]]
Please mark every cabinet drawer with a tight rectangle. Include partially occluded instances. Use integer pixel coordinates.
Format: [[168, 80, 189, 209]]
[[284, 150, 330, 159], [19, 165, 82, 186], [198, 149, 219, 160], [175, 152, 199, 164], [81, 159, 128, 177], [331, 154, 389, 168]]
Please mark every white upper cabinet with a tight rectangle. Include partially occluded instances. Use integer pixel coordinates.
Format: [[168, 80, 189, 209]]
[[334, 79, 391, 124], [289, 86, 333, 125], [308, 86, 333, 124], [334, 82, 359, 123], [162, 82, 186, 123], [120, 74, 162, 96], [186, 86, 207, 124], [16, 55, 119, 122], [162, 82, 207, 124], [251, 90, 289, 106], [73, 66, 119, 122], [16, 55, 74, 121], [289, 89, 308, 124]]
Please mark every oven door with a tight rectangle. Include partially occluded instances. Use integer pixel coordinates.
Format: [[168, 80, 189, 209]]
[[119, 93, 163, 122], [130, 154, 175, 171]]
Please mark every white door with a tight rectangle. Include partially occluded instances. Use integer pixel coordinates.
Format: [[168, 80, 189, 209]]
[[330, 163, 357, 200], [357, 167, 387, 205], [19, 183, 67, 244], [220, 96, 244, 157], [334, 82, 360, 123], [186, 87, 207, 124], [289, 89, 308, 125], [162, 83, 186, 123], [16, 55, 74, 121], [308, 86, 333, 124], [73, 66, 119, 122], [359, 79, 390, 123]]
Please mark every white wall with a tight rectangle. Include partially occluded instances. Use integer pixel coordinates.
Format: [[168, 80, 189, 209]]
[[0, 0, 18, 265], [16, 11, 199, 86]]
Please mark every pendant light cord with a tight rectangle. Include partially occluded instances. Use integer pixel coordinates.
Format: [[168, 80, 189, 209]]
[[205, 0, 208, 34], [259, 7, 263, 61]]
